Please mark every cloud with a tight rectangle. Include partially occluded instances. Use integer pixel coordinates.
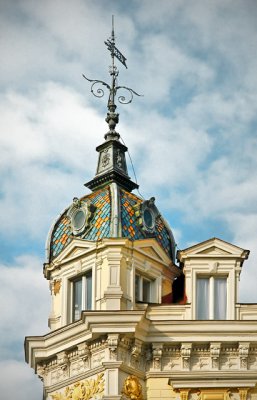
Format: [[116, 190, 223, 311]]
[[0, 255, 49, 360], [0, 83, 105, 239], [0, 360, 42, 400]]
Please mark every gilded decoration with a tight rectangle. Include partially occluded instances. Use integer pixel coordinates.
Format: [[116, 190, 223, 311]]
[[122, 375, 143, 400], [53, 279, 61, 295], [50, 373, 104, 400]]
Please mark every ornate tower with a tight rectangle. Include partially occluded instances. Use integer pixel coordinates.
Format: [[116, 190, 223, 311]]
[[25, 21, 180, 399]]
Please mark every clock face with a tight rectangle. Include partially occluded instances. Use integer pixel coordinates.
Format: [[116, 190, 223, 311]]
[[143, 208, 154, 230]]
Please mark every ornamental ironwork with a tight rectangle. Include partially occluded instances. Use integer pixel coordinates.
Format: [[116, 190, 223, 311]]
[[83, 16, 142, 139]]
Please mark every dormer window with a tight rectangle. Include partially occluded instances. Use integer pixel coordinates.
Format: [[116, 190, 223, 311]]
[[196, 276, 227, 320], [71, 271, 92, 321]]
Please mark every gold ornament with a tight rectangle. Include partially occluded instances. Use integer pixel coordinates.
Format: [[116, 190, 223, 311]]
[[50, 373, 104, 400], [122, 375, 143, 400]]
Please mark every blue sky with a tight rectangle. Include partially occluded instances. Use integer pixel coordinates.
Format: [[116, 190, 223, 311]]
[[1, 0, 257, 398]]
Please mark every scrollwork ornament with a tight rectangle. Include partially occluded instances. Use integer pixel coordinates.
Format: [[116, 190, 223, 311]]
[[116, 86, 141, 105], [82, 75, 110, 99]]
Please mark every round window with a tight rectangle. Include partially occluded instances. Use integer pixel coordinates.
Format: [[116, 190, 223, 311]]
[[73, 210, 86, 231], [143, 208, 154, 230]]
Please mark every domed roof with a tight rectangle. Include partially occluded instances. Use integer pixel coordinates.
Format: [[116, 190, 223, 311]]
[[46, 184, 176, 263], [46, 46, 177, 265]]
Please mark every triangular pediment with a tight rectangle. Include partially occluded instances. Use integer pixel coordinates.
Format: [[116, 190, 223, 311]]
[[133, 239, 172, 264], [197, 246, 231, 256], [53, 239, 96, 264], [141, 246, 163, 260], [178, 237, 249, 261]]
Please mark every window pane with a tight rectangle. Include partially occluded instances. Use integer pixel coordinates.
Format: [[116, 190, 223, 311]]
[[86, 271, 92, 310], [135, 275, 140, 302], [73, 278, 82, 321], [214, 278, 227, 319], [143, 279, 150, 303], [196, 278, 209, 319]]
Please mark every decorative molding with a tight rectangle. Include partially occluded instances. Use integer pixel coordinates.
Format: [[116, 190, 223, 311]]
[[50, 373, 104, 400]]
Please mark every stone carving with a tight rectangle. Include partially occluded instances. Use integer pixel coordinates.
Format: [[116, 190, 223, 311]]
[[189, 390, 201, 400], [181, 343, 192, 370], [107, 333, 119, 360], [37, 362, 47, 382], [122, 375, 143, 400], [50, 373, 104, 400], [210, 342, 221, 369], [152, 344, 163, 370], [131, 339, 142, 360], [116, 149, 122, 169], [227, 390, 240, 400], [239, 342, 250, 370], [101, 148, 110, 167]]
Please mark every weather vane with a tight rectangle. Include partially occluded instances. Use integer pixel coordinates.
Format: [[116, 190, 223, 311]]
[[83, 15, 142, 140]]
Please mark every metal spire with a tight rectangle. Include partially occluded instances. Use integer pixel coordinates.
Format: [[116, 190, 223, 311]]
[[83, 16, 142, 141]]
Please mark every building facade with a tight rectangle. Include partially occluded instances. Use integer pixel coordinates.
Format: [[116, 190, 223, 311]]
[[25, 28, 257, 400]]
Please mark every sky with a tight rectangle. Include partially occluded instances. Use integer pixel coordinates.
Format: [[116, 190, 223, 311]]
[[1, 0, 257, 398]]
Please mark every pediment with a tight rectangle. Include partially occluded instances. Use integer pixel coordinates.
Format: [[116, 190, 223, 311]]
[[141, 246, 163, 260], [53, 239, 96, 264], [133, 239, 171, 264], [197, 246, 231, 256], [178, 237, 249, 261]]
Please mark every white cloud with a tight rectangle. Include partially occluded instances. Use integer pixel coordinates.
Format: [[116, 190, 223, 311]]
[[0, 255, 49, 359], [0, 360, 42, 400], [0, 83, 105, 238]]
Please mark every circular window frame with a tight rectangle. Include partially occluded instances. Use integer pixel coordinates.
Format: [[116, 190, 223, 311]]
[[143, 207, 155, 231], [67, 198, 95, 236], [71, 209, 87, 234]]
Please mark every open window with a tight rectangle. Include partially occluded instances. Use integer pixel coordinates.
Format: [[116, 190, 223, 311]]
[[196, 276, 227, 320], [135, 274, 152, 303], [71, 270, 92, 321]]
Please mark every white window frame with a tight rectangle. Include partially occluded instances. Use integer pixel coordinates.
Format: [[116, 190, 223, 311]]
[[70, 270, 92, 322], [196, 275, 228, 320], [135, 273, 152, 303]]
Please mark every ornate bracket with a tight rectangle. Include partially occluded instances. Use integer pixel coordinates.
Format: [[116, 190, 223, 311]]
[[210, 342, 221, 370], [152, 343, 163, 370], [181, 343, 192, 370], [239, 342, 250, 370]]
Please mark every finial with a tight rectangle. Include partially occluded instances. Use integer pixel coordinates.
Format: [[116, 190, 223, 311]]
[[83, 16, 142, 141]]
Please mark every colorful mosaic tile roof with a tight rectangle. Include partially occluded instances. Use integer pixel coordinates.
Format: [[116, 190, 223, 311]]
[[50, 187, 111, 260], [121, 189, 173, 259], [49, 185, 174, 261], [155, 217, 173, 259], [85, 187, 111, 240], [120, 190, 144, 241]]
